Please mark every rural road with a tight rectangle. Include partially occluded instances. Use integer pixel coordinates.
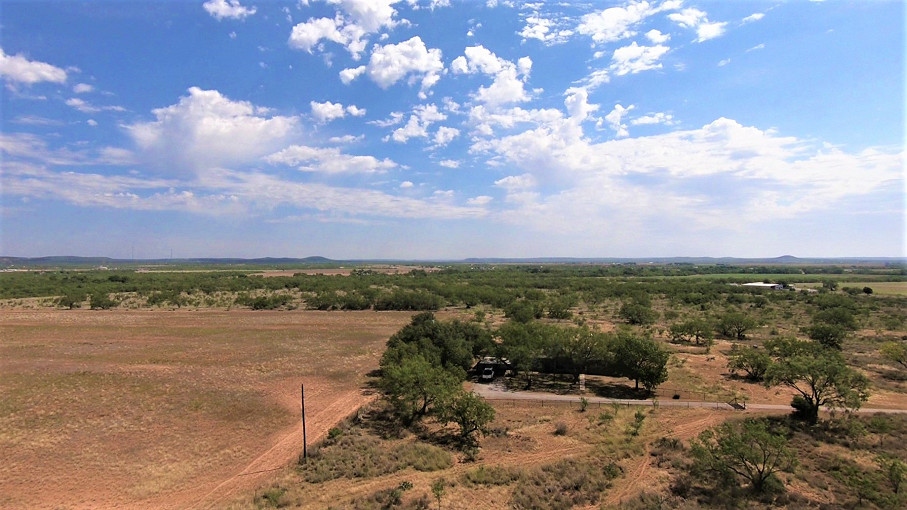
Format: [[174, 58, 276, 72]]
[[472, 382, 907, 415]]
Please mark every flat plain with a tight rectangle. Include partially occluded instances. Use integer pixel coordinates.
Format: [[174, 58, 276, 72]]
[[0, 309, 414, 509]]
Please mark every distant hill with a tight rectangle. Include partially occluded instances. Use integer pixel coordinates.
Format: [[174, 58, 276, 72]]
[[0, 256, 337, 268], [1, 254, 903, 269], [460, 256, 905, 265]]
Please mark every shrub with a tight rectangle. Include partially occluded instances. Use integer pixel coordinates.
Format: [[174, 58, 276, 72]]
[[299, 426, 452, 483], [510, 459, 619, 510], [462, 466, 522, 486], [554, 422, 568, 436]]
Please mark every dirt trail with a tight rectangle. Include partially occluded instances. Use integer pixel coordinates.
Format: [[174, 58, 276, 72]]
[[603, 410, 726, 507], [187, 389, 376, 510]]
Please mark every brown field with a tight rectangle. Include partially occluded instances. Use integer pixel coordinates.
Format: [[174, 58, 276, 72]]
[[0, 309, 415, 510], [251, 265, 440, 277]]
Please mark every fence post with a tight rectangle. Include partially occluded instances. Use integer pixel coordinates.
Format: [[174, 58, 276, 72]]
[[301, 382, 307, 462]]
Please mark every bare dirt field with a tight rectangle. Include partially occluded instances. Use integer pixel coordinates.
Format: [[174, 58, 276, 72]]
[[0, 309, 414, 509], [250, 265, 439, 277]]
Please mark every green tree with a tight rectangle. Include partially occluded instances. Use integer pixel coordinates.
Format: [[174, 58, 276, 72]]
[[727, 344, 771, 381], [504, 299, 542, 323], [557, 326, 610, 383], [814, 306, 858, 331], [690, 418, 796, 494], [436, 390, 495, 442], [56, 292, 84, 309], [496, 321, 553, 389], [89, 292, 116, 310], [822, 280, 839, 292], [881, 341, 907, 370], [611, 332, 669, 392], [668, 318, 714, 346], [618, 301, 657, 325], [764, 339, 869, 424], [805, 323, 848, 350], [379, 355, 460, 425], [381, 313, 492, 375], [879, 455, 905, 495], [716, 311, 757, 340]]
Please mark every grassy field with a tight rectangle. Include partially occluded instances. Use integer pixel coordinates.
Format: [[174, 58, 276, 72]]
[[795, 281, 907, 296], [0, 309, 414, 509]]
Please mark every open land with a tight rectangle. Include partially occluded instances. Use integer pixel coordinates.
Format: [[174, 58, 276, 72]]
[[0, 309, 414, 509], [1, 263, 905, 509]]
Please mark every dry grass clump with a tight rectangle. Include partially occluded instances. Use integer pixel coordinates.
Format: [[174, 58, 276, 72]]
[[343, 484, 432, 510], [299, 425, 452, 483], [510, 458, 621, 510], [461, 465, 523, 487]]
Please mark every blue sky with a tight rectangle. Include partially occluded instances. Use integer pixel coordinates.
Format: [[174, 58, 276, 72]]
[[1, 0, 903, 259]]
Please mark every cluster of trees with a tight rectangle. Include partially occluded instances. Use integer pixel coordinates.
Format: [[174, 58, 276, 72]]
[[497, 321, 670, 393], [4, 264, 899, 318], [378, 313, 496, 443], [803, 294, 861, 350]]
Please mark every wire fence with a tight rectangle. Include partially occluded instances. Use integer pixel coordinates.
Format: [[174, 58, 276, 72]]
[[480, 396, 743, 411]]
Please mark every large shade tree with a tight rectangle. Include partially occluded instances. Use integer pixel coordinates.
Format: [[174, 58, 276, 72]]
[[764, 338, 869, 424]]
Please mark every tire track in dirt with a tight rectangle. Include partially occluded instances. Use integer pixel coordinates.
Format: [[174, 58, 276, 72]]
[[603, 411, 724, 507], [603, 445, 653, 508], [188, 389, 376, 510]]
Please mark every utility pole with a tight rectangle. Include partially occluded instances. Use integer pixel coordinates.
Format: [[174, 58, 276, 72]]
[[301, 382, 307, 462]]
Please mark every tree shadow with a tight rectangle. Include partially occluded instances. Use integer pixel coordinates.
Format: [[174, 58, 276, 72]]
[[587, 381, 652, 400]]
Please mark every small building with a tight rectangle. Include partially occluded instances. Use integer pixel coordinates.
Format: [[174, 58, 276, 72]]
[[742, 282, 784, 290]]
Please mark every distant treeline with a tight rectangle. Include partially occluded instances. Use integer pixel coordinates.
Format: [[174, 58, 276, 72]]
[[0, 264, 903, 311]]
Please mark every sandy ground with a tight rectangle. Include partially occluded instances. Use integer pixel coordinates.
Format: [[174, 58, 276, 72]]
[[0, 309, 413, 510]]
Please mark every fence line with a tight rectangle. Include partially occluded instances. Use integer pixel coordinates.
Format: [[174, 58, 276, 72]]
[[480, 395, 741, 411]]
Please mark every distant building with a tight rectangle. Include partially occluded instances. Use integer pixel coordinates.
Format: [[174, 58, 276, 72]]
[[742, 282, 784, 290]]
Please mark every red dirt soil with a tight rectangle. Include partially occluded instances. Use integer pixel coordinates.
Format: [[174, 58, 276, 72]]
[[0, 309, 413, 510]]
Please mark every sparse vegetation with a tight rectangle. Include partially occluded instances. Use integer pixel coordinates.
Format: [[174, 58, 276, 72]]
[[2, 262, 905, 509]]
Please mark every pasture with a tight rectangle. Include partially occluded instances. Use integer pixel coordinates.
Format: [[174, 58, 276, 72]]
[[0, 309, 413, 509]]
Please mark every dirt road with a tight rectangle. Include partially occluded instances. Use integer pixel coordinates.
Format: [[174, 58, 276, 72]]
[[472, 382, 907, 414]]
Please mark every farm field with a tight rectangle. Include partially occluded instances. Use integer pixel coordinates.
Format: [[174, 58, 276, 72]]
[[0, 309, 414, 509]]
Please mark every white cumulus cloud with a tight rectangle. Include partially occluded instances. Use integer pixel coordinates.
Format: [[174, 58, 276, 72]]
[[0, 48, 67, 87], [389, 103, 446, 143], [124, 87, 299, 177], [288, 0, 401, 60], [203, 0, 257, 20], [434, 126, 460, 146], [343, 36, 443, 98], [630, 112, 674, 125], [266, 144, 396, 174], [609, 42, 669, 76], [604, 103, 635, 137], [576, 1, 675, 44], [520, 14, 572, 45], [668, 7, 727, 42], [450, 46, 532, 108], [310, 100, 346, 123]]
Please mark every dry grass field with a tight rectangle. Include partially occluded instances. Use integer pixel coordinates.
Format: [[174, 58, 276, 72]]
[[0, 309, 414, 509]]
